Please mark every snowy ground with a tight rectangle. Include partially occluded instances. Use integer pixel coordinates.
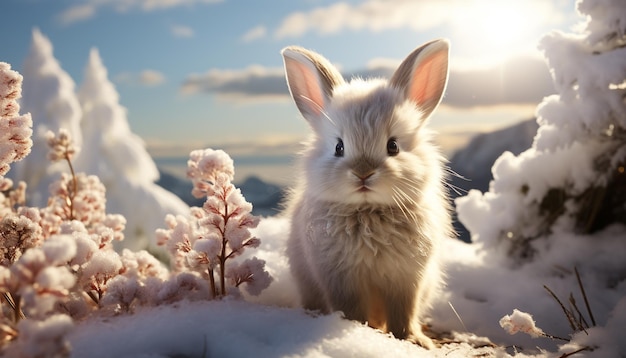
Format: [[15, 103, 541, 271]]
[[68, 218, 494, 358], [68, 217, 626, 357]]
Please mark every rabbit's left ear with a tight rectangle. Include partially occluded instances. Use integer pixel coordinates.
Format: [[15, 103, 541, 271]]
[[390, 39, 450, 120], [281, 46, 344, 122]]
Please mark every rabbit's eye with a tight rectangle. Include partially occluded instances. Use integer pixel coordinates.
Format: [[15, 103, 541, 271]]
[[335, 139, 344, 157], [387, 138, 399, 156]]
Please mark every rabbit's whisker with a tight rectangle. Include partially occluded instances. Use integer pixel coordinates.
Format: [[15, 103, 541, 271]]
[[299, 95, 336, 126], [392, 187, 418, 223]]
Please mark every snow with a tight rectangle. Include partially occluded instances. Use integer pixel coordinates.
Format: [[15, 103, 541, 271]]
[[9, 32, 189, 253], [68, 218, 500, 358], [2, 0, 626, 356], [9, 29, 83, 207], [63, 212, 626, 357], [70, 300, 435, 358]]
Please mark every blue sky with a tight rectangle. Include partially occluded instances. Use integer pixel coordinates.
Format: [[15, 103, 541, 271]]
[[1, 0, 580, 157]]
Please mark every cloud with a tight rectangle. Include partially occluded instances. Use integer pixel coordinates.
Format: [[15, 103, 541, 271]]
[[273, 0, 563, 39], [241, 26, 267, 42], [115, 70, 166, 87], [180, 65, 288, 100], [171, 24, 194, 38], [445, 55, 554, 108], [180, 55, 554, 108], [57, 4, 97, 25], [58, 0, 222, 25]]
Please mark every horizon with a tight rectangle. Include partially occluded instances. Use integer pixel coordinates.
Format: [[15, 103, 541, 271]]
[[2, 0, 580, 162]]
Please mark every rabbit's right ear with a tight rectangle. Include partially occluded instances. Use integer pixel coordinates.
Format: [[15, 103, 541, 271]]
[[282, 46, 344, 121]]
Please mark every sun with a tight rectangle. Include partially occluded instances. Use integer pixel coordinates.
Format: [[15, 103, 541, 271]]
[[475, 5, 529, 47], [451, 1, 550, 66]]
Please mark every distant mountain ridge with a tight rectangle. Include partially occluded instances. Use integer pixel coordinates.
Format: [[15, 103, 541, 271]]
[[156, 119, 539, 239], [156, 171, 284, 217]]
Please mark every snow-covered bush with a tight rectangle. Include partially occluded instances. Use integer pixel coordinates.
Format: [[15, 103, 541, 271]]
[[0, 61, 271, 356], [0, 62, 32, 222], [157, 148, 272, 299], [8, 30, 189, 252]]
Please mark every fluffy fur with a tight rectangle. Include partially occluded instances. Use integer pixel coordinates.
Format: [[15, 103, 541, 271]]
[[281, 40, 453, 349]]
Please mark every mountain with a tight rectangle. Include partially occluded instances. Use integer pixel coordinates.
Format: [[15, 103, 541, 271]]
[[156, 171, 285, 217]]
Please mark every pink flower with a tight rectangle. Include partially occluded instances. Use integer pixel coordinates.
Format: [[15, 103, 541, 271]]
[[226, 258, 272, 296], [157, 147, 271, 299], [0, 62, 32, 178], [45, 129, 78, 162], [187, 149, 235, 198]]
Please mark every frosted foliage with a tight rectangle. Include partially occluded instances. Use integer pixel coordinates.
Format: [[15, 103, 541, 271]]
[[119, 249, 169, 280], [457, 0, 626, 258], [226, 257, 272, 296], [0, 214, 41, 266], [46, 129, 77, 162], [158, 148, 270, 298], [10, 240, 77, 319], [187, 148, 235, 198], [536, 33, 626, 150], [12, 314, 73, 358], [534, 0, 626, 151], [81, 250, 122, 282], [0, 62, 32, 178], [578, 0, 626, 45]]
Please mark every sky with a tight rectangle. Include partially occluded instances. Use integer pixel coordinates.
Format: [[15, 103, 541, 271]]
[[1, 0, 581, 158]]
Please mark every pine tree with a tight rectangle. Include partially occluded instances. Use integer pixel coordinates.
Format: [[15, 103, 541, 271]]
[[9, 29, 83, 207], [75, 48, 189, 252]]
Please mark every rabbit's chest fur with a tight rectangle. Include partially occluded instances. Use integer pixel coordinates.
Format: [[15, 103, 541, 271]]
[[303, 203, 433, 277]]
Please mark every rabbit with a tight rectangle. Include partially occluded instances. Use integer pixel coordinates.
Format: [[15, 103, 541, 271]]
[[281, 39, 453, 349]]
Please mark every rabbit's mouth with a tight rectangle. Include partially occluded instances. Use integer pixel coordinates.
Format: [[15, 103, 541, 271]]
[[356, 185, 372, 193]]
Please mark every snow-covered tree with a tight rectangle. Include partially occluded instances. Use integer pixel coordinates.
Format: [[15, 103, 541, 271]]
[[75, 48, 189, 252], [457, 0, 626, 260], [455, 0, 626, 353], [9, 28, 83, 207]]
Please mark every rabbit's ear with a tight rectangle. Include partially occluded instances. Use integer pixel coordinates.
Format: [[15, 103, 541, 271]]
[[282, 46, 344, 120], [390, 39, 450, 120]]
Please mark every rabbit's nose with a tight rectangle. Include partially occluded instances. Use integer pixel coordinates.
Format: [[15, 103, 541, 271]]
[[353, 171, 375, 183]]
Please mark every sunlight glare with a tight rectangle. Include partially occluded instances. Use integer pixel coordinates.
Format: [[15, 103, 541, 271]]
[[453, 1, 549, 66]]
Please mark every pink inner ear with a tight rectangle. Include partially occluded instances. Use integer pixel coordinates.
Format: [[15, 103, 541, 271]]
[[292, 61, 325, 116], [408, 51, 447, 108]]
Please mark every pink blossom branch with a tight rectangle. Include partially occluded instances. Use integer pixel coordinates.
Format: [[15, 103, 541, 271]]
[[219, 200, 229, 297], [208, 269, 216, 299], [64, 152, 78, 221], [2, 293, 23, 323]]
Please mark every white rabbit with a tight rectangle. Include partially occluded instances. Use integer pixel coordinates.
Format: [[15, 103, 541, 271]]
[[281, 40, 453, 349]]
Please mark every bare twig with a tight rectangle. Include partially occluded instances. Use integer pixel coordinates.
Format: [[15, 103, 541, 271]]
[[575, 267, 596, 326], [568, 294, 589, 333], [208, 269, 216, 299], [65, 151, 78, 221], [541, 332, 570, 342], [559, 346, 593, 357], [544, 285, 577, 331], [3, 293, 24, 323]]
